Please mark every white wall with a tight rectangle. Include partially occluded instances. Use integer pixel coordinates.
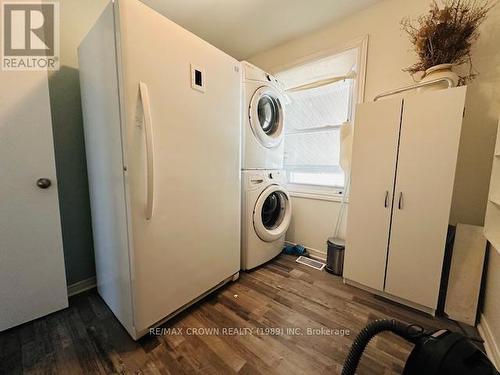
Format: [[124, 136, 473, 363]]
[[249, 0, 500, 255], [286, 197, 347, 254], [48, 0, 108, 284]]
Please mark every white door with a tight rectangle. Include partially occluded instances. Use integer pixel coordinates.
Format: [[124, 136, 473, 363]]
[[117, 0, 241, 332], [385, 87, 466, 309], [344, 98, 402, 291], [0, 70, 68, 331]]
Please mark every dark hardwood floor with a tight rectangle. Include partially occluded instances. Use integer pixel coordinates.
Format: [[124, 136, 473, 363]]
[[0, 255, 480, 375]]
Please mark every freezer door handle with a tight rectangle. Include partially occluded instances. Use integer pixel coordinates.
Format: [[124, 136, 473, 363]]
[[139, 82, 155, 220]]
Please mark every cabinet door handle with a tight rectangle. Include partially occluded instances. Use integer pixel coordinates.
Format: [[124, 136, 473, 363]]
[[384, 191, 389, 208], [398, 192, 403, 210]]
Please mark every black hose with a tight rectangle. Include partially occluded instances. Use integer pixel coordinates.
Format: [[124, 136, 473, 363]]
[[342, 319, 424, 375]]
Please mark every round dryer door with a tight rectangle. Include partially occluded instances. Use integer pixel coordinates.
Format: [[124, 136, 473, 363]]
[[249, 86, 284, 148], [253, 185, 291, 242]]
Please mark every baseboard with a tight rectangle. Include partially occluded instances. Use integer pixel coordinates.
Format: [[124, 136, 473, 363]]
[[67, 276, 97, 297], [478, 313, 500, 370], [285, 241, 327, 262], [344, 278, 436, 316]]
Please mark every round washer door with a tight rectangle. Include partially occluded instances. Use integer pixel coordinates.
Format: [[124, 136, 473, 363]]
[[253, 185, 292, 242], [249, 86, 284, 148]]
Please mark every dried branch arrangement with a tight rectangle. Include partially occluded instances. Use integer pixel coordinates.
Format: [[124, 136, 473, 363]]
[[401, 0, 495, 83]]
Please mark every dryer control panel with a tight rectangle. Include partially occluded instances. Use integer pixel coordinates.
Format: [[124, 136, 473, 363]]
[[241, 61, 282, 88]]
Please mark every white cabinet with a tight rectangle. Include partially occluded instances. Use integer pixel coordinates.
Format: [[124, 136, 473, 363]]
[[343, 98, 402, 291], [345, 87, 467, 313]]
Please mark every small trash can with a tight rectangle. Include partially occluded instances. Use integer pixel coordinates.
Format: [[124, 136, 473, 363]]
[[326, 237, 345, 276]]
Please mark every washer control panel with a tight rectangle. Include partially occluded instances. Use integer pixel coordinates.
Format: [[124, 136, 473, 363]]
[[244, 170, 286, 188]]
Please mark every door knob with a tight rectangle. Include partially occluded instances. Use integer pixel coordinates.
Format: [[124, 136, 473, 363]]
[[36, 178, 52, 189]]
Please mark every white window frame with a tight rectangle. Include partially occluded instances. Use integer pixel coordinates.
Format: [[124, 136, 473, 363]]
[[272, 35, 368, 202]]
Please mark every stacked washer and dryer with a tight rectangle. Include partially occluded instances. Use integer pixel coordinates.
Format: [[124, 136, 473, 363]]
[[240, 62, 292, 270]]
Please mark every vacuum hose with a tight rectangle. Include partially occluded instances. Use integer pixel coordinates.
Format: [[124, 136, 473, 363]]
[[342, 319, 424, 375]]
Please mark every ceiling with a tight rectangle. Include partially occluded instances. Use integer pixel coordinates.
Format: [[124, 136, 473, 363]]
[[141, 0, 382, 60]]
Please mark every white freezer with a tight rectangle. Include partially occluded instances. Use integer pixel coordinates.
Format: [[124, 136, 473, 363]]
[[78, 0, 241, 339]]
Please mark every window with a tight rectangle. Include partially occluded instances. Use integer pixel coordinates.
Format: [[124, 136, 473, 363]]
[[275, 41, 366, 199]]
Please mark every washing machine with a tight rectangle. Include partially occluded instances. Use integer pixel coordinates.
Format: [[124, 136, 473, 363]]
[[241, 170, 292, 270], [241, 61, 286, 170]]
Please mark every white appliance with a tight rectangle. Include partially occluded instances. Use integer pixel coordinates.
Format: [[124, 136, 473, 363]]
[[0, 70, 68, 332], [78, 0, 241, 340], [241, 61, 285, 170], [241, 170, 292, 270], [344, 87, 467, 315]]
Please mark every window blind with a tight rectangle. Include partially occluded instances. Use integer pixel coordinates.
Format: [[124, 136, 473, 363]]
[[276, 48, 357, 190], [281, 79, 352, 188], [285, 79, 352, 134]]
